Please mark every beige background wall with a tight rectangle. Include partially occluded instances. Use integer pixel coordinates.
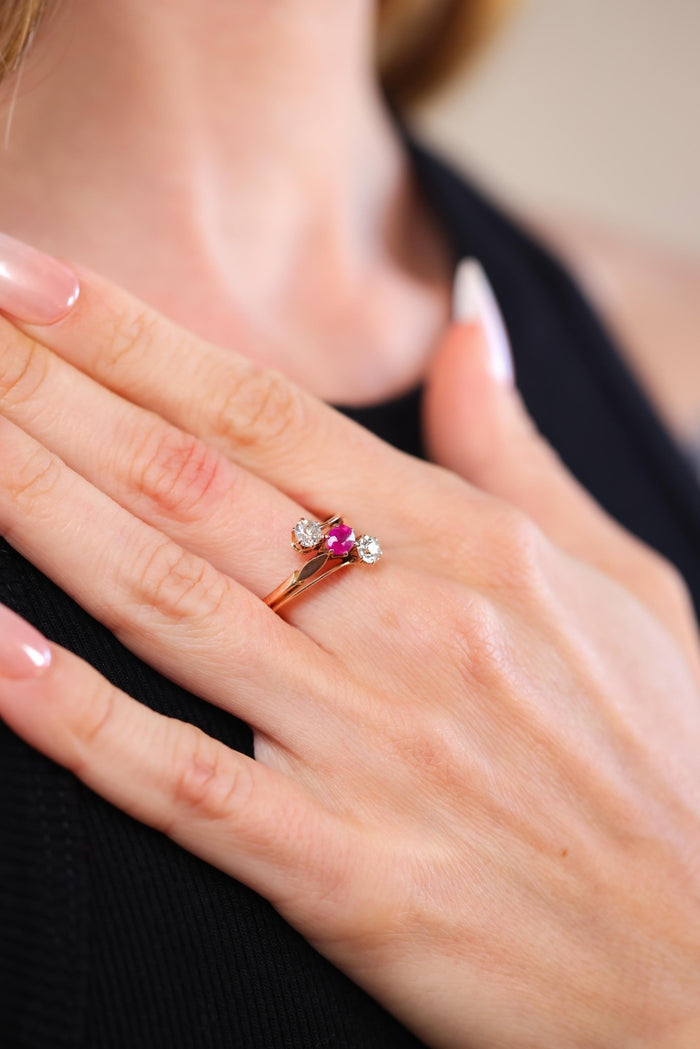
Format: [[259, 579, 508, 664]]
[[417, 0, 700, 253]]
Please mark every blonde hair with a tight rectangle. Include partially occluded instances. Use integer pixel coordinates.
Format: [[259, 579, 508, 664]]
[[377, 0, 516, 103], [0, 0, 515, 99], [0, 0, 47, 75]]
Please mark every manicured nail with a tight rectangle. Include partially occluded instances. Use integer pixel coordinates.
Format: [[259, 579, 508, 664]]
[[453, 258, 514, 384], [0, 603, 52, 679], [0, 232, 80, 325]]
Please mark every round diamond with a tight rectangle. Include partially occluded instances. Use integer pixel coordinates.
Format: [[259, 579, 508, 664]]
[[293, 518, 323, 549], [326, 524, 356, 558], [356, 535, 382, 564]]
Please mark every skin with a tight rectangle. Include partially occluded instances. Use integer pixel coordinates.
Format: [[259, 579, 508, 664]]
[[0, 0, 452, 405], [0, 269, 699, 1048], [0, 1, 699, 1045], [2, 0, 696, 423]]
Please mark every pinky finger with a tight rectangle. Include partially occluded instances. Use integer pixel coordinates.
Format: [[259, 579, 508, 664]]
[[0, 602, 341, 926]]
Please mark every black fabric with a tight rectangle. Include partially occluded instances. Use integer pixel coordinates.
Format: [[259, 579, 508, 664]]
[[1, 140, 699, 1049]]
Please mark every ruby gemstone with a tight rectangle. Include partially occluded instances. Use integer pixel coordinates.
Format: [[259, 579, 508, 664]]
[[326, 524, 356, 558]]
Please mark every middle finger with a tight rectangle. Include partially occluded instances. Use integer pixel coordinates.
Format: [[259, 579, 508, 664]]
[[0, 320, 326, 596], [17, 268, 442, 536]]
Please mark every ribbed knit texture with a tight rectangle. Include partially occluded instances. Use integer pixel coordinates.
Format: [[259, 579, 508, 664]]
[[1, 141, 699, 1048]]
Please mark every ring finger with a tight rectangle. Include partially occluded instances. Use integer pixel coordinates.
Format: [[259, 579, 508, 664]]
[[0, 412, 342, 738]]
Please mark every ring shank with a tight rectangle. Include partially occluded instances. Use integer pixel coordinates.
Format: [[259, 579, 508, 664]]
[[263, 558, 353, 612]]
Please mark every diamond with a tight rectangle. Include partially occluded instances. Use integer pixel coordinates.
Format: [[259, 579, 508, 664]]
[[356, 535, 382, 564], [293, 518, 323, 549], [326, 524, 356, 558]]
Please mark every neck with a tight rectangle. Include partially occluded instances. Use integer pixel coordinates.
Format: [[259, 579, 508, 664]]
[[0, 0, 451, 402]]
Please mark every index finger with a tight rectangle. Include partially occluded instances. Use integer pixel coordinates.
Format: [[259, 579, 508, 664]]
[[17, 264, 441, 529]]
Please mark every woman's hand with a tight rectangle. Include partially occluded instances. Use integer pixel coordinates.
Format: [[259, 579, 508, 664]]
[[0, 253, 699, 1049]]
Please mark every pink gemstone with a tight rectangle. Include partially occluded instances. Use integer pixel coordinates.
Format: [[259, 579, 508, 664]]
[[326, 524, 356, 558]]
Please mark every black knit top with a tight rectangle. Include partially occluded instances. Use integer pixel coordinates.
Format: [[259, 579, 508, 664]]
[[1, 142, 699, 1049]]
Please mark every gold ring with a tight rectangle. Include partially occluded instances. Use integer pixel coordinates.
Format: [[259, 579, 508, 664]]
[[263, 515, 383, 613]]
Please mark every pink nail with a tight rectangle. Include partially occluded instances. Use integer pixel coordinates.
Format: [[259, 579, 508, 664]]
[[452, 258, 515, 385], [0, 603, 52, 679], [0, 232, 80, 325]]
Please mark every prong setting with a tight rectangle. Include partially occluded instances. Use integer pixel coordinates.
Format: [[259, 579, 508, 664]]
[[292, 518, 324, 551], [356, 535, 382, 564]]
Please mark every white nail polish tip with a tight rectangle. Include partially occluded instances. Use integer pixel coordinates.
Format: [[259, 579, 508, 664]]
[[452, 258, 482, 324], [452, 257, 515, 385]]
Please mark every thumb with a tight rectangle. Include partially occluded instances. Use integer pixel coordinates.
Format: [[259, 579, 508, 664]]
[[424, 258, 517, 490], [424, 258, 700, 674], [423, 259, 648, 560]]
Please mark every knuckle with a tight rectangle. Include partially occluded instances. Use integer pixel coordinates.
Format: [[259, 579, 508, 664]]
[[104, 306, 159, 371], [129, 425, 223, 518], [170, 728, 255, 826], [397, 582, 505, 692], [0, 339, 48, 408], [447, 590, 506, 681], [125, 538, 229, 627], [70, 682, 118, 775], [212, 361, 307, 453], [485, 505, 547, 593], [640, 550, 693, 614], [6, 445, 63, 512]]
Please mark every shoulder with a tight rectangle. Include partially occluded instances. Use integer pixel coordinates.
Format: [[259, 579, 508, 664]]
[[528, 213, 700, 445]]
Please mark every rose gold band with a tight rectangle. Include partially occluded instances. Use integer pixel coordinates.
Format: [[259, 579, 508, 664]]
[[263, 553, 354, 613]]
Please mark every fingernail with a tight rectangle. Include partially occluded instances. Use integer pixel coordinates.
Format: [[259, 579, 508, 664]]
[[0, 603, 52, 679], [453, 258, 514, 384], [0, 232, 80, 325]]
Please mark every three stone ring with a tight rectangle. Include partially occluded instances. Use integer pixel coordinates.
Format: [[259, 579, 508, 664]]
[[263, 515, 382, 613]]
